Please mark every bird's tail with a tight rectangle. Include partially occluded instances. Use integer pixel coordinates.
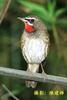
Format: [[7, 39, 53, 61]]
[[26, 64, 39, 88]]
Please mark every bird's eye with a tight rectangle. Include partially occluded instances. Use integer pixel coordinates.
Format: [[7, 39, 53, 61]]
[[29, 19, 34, 23]]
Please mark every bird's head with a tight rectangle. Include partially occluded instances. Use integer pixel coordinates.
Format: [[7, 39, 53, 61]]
[[18, 16, 38, 33]]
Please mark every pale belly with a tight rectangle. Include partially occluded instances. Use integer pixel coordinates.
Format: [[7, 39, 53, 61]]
[[22, 39, 48, 63]]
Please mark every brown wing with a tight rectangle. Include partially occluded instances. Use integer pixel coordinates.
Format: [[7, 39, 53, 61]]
[[20, 33, 25, 49], [42, 31, 50, 57]]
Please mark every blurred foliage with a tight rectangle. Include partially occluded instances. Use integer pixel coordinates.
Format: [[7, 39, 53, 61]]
[[0, 0, 5, 9], [0, 0, 67, 100], [17, 0, 67, 29]]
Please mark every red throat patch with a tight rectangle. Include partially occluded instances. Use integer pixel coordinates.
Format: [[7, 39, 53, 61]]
[[25, 24, 36, 33]]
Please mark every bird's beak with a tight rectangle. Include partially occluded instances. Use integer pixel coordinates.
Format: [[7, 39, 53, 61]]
[[17, 17, 26, 22]]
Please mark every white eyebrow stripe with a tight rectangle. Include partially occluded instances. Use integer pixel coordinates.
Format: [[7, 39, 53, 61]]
[[25, 17, 36, 20]]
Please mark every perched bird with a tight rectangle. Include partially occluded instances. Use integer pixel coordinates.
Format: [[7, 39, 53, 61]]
[[18, 16, 49, 88]]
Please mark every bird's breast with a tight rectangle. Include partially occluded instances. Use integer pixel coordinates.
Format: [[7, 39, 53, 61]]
[[22, 38, 48, 63]]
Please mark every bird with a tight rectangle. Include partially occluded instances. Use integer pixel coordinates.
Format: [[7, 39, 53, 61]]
[[18, 15, 49, 88]]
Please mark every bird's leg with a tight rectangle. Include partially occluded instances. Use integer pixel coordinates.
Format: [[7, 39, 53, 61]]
[[40, 63, 47, 80]]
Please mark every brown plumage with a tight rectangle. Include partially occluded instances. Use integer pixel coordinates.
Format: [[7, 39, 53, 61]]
[[19, 16, 49, 88]]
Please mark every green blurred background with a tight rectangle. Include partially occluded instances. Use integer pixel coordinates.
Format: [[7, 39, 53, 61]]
[[0, 0, 67, 100]]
